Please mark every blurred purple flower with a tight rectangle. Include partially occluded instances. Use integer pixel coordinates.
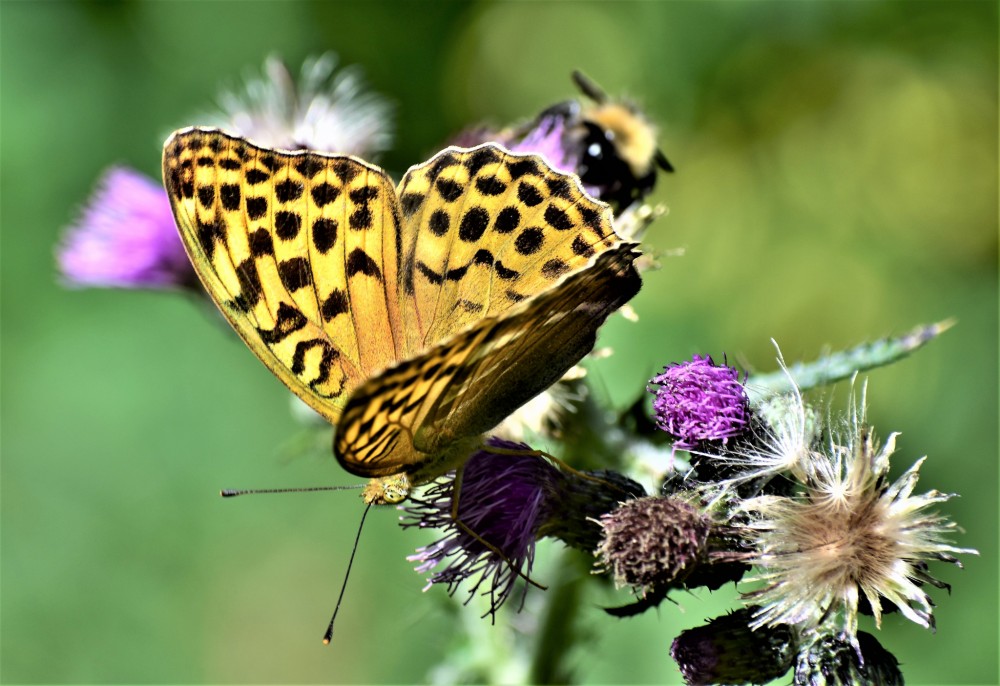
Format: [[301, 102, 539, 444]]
[[56, 167, 193, 289], [455, 113, 598, 199], [506, 113, 587, 182], [649, 355, 749, 450]]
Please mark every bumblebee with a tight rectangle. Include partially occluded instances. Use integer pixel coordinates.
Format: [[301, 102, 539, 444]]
[[453, 71, 673, 212], [522, 71, 673, 211]]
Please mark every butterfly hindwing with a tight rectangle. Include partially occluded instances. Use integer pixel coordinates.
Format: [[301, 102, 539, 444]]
[[335, 243, 639, 481], [335, 144, 641, 480], [163, 128, 404, 423]]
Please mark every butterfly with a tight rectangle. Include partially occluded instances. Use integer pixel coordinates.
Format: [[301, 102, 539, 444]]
[[162, 127, 641, 505]]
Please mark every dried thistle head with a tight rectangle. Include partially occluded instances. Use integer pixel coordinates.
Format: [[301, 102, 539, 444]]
[[595, 496, 711, 590], [740, 388, 977, 638]]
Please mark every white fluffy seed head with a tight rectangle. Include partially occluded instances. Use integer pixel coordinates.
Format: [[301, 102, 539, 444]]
[[739, 389, 976, 637]]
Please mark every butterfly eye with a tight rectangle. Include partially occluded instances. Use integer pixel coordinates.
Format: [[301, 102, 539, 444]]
[[376, 474, 410, 505], [384, 488, 406, 504]]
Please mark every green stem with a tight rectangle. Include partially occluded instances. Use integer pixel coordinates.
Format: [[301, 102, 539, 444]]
[[528, 548, 589, 685]]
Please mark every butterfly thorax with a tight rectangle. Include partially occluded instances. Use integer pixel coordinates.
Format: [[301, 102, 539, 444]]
[[352, 432, 485, 505]]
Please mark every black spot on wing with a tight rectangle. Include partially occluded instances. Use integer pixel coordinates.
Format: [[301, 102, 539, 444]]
[[400, 192, 424, 217], [321, 288, 349, 320], [464, 147, 501, 176], [506, 158, 539, 180], [515, 227, 544, 255], [349, 185, 380, 203], [494, 207, 520, 233], [197, 186, 215, 209], [312, 218, 338, 253], [249, 229, 274, 257], [349, 205, 373, 230], [545, 176, 573, 199], [275, 211, 302, 240], [578, 205, 604, 234], [402, 259, 415, 295], [332, 159, 360, 183], [475, 175, 507, 196], [571, 235, 595, 257], [416, 261, 443, 285], [246, 196, 268, 221], [457, 299, 484, 313], [259, 155, 281, 172], [257, 302, 307, 344], [246, 168, 270, 185], [311, 182, 340, 207], [275, 178, 304, 202], [517, 182, 544, 207], [458, 207, 489, 242], [428, 210, 450, 236], [278, 257, 312, 291], [435, 178, 463, 202], [295, 156, 324, 179], [309, 343, 344, 396], [444, 264, 468, 281], [291, 338, 340, 375], [220, 184, 241, 211], [541, 258, 569, 279], [544, 205, 574, 230], [235, 258, 263, 308], [346, 248, 383, 281], [473, 249, 494, 267], [196, 217, 226, 260], [494, 261, 519, 280], [427, 152, 460, 180]]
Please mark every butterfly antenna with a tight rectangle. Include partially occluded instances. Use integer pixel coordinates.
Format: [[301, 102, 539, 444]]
[[220, 485, 363, 497], [323, 502, 372, 645], [571, 69, 609, 104]]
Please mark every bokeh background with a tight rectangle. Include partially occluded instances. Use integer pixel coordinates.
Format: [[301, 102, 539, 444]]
[[2, 1, 996, 683]]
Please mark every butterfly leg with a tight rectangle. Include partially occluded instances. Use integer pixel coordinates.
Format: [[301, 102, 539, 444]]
[[449, 464, 548, 591], [481, 442, 637, 499]]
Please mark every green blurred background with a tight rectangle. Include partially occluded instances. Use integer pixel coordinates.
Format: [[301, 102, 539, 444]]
[[2, 1, 996, 683]]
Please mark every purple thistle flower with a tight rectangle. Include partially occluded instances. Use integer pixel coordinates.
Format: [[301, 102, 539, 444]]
[[401, 438, 645, 617], [56, 167, 193, 289], [649, 355, 749, 450], [401, 438, 564, 617]]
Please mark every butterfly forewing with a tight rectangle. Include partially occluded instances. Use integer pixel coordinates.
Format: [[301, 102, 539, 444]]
[[163, 128, 403, 423], [395, 145, 622, 355]]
